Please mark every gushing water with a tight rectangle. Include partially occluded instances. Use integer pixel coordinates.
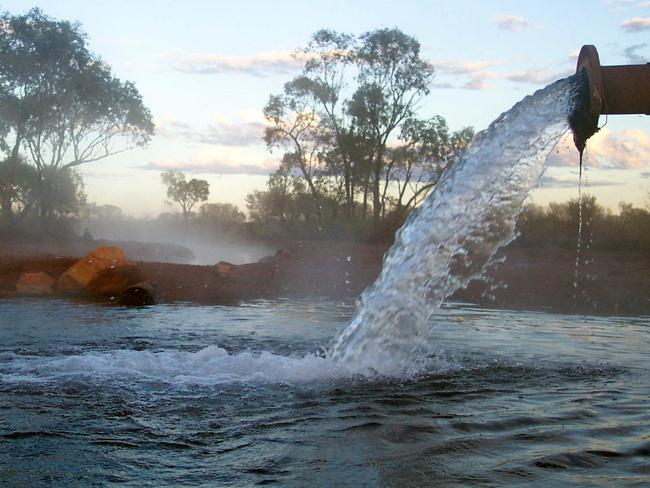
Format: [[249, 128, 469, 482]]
[[329, 75, 586, 375]]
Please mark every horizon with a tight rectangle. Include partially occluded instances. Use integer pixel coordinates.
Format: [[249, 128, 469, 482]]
[[2, 0, 650, 217]]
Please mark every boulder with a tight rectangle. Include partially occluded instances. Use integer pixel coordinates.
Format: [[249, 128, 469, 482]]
[[57, 246, 128, 295], [120, 282, 159, 306], [87, 264, 146, 297], [215, 261, 236, 277], [15, 272, 55, 296]]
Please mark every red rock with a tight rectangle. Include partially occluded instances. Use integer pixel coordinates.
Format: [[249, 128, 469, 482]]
[[87, 265, 146, 297], [15, 272, 55, 296], [215, 261, 236, 277], [57, 246, 128, 295]]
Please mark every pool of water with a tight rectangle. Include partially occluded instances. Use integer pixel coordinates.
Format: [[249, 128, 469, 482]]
[[1, 298, 649, 486]]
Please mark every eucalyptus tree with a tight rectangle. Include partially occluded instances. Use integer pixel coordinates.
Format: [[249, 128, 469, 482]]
[[385, 118, 474, 215], [0, 8, 154, 220], [262, 27, 472, 238], [0, 157, 37, 224], [161, 171, 210, 222], [263, 86, 330, 220], [348, 28, 435, 228]]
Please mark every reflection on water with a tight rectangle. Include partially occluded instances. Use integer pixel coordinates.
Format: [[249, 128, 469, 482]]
[[1, 299, 649, 486]]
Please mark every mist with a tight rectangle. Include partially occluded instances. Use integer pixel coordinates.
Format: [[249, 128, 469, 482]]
[[78, 205, 277, 265]]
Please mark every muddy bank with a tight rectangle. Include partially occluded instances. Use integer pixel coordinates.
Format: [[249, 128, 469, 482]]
[[0, 238, 195, 263], [0, 239, 648, 314]]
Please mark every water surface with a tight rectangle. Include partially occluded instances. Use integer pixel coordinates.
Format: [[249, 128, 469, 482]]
[[1, 299, 648, 486]]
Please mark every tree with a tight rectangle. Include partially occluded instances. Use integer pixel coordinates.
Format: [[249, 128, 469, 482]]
[[384, 118, 474, 216], [0, 8, 154, 221], [197, 202, 245, 232], [38, 166, 86, 218], [348, 28, 435, 229], [263, 87, 330, 220], [161, 171, 210, 221], [261, 28, 465, 239], [0, 156, 37, 225]]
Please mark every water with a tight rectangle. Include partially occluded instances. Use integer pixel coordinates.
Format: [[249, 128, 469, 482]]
[[4, 74, 649, 485], [1, 299, 649, 486], [329, 75, 585, 374]]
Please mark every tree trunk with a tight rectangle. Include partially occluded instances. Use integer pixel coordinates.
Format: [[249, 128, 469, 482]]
[[344, 161, 352, 217], [36, 171, 49, 224], [0, 190, 13, 226], [361, 157, 373, 219], [372, 147, 384, 232], [1, 137, 24, 227]]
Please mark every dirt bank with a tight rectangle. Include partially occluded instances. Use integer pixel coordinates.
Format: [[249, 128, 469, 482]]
[[0, 239, 648, 314]]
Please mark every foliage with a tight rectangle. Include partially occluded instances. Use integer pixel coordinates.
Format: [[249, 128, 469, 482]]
[[0, 8, 154, 223], [256, 28, 474, 241], [0, 155, 85, 232], [161, 171, 210, 221], [516, 195, 650, 252], [38, 166, 87, 218], [0, 157, 37, 223], [197, 202, 245, 232]]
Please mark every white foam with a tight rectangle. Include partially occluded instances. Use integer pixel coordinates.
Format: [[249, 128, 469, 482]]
[[1, 343, 459, 387]]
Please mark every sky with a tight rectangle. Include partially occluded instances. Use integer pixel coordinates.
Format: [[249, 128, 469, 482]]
[[3, 0, 650, 216]]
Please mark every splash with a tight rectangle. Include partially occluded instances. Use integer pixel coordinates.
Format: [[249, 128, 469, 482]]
[[329, 75, 586, 376], [1, 347, 350, 387], [0, 346, 458, 387]]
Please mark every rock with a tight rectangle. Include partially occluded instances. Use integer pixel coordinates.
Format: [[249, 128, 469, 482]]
[[215, 261, 236, 277], [120, 282, 159, 306], [87, 265, 146, 297], [15, 272, 55, 296], [57, 246, 128, 295]]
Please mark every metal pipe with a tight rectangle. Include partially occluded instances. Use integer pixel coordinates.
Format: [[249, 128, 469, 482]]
[[600, 65, 650, 115], [573, 45, 650, 150]]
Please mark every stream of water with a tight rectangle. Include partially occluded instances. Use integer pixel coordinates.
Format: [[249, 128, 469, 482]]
[[329, 74, 585, 375]]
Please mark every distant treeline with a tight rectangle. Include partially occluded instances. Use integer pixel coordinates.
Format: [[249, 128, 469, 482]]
[[2, 187, 649, 255], [516, 194, 650, 252]]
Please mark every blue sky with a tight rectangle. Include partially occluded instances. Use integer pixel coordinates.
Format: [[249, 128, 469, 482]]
[[3, 0, 650, 216]]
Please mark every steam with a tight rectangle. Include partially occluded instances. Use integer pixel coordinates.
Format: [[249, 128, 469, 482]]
[[78, 210, 276, 265]]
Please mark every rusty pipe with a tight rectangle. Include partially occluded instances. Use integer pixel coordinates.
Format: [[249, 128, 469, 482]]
[[572, 45, 650, 151]]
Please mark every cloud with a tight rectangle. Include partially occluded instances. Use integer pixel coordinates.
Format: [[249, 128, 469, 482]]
[[200, 121, 267, 146], [155, 120, 197, 140], [537, 174, 619, 189], [549, 129, 650, 169], [433, 59, 502, 90], [435, 60, 502, 76], [163, 49, 308, 77], [623, 43, 648, 62], [491, 14, 542, 31], [505, 68, 573, 85], [429, 81, 455, 89], [463, 78, 495, 90], [587, 128, 650, 168], [621, 16, 650, 31], [140, 158, 278, 176], [432, 57, 570, 89], [156, 115, 268, 147]]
